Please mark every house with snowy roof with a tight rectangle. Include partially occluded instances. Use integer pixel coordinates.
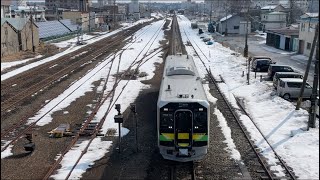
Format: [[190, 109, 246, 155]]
[[217, 14, 251, 35], [259, 4, 287, 31]]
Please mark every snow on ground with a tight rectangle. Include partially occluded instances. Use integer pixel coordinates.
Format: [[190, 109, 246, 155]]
[[50, 138, 112, 180], [178, 15, 319, 179], [261, 45, 296, 55], [1, 17, 156, 81], [12, 19, 165, 179], [151, 12, 164, 18], [203, 84, 242, 161], [1, 141, 13, 159], [1, 55, 43, 72], [254, 30, 267, 39]]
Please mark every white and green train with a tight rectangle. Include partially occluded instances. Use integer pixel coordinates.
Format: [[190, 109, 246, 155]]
[[157, 54, 210, 162]]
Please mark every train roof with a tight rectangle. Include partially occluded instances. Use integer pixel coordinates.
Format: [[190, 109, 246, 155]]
[[158, 54, 209, 108]]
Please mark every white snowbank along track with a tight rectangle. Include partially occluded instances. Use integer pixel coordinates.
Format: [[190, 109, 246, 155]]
[[157, 54, 210, 162]]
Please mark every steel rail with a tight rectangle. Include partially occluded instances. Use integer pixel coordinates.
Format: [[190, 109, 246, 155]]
[[1, 26, 141, 113], [181, 27, 274, 179], [235, 98, 296, 180], [42, 20, 166, 180], [1, 20, 157, 149], [0, 21, 155, 92], [182, 26, 295, 179]]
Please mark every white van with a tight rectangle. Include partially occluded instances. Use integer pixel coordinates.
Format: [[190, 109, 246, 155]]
[[277, 78, 313, 100], [273, 72, 303, 88]]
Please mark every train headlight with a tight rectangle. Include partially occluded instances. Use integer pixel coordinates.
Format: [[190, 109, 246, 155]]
[[195, 126, 199, 129], [169, 126, 173, 129]]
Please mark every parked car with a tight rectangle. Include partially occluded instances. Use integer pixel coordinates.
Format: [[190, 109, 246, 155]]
[[273, 72, 303, 88], [203, 37, 211, 42], [267, 64, 294, 79], [277, 78, 312, 100], [250, 56, 272, 63], [251, 59, 275, 72]]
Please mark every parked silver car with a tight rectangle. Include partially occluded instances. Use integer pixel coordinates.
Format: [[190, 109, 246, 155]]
[[273, 72, 303, 89], [277, 78, 312, 100]]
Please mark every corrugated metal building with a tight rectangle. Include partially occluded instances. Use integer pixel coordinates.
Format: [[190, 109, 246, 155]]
[[266, 28, 299, 51]]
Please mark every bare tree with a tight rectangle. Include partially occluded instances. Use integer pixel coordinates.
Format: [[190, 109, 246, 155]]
[[227, 0, 251, 14], [288, 0, 304, 24]]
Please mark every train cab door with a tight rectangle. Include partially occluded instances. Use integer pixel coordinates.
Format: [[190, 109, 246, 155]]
[[174, 110, 193, 150]]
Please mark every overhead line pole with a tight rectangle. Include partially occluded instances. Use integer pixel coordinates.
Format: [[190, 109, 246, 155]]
[[30, 4, 35, 53], [296, 23, 319, 111], [308, 24, 319, 129], [113, 0, 116, 29]]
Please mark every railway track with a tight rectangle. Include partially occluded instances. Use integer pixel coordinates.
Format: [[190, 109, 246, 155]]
[[0, 21, 157, 116], [42, 19, 166, 180], [1, 19, 164, 145], [181, 23, 296, 180], [0, 20, 161, 139], [170, 15, 184, 55], [169, 161, 196, 180]]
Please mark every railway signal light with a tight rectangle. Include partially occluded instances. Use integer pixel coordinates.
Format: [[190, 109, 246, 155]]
[[114, 105, 123, 153]]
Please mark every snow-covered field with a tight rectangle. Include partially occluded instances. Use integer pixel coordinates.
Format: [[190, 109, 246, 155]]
[[178, 15, 319, 179]]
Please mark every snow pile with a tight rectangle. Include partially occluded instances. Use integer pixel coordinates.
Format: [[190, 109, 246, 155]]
[[1, 55, 43, 72]]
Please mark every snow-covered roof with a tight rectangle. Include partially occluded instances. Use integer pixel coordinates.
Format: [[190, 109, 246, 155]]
[[220, 15, 233, 22], [261, 5, 277, 10], [275, 72, 302, 76], [269, 11, 286, 15], [302, 13, 319, 18], [278, 78, 307, 83]]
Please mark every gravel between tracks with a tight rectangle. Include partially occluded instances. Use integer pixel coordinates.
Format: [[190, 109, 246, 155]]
[[81, 18, 246, 180], [1, 23, 152, 180]]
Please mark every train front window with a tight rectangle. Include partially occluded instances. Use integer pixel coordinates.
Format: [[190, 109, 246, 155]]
[[175, 111, 192, 132]]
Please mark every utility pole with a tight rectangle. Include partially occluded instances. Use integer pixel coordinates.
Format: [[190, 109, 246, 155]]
[[113, 0, 116, 29], [30, 5, 35, 53], [224, 2, 228, 36], [296, 23, 319, 110], [88, 11, 91, 32], [308, 26, 319, 129], [209, 0, 213, 23], [244, 12, 249, 57], [55, 5, 59, 20]]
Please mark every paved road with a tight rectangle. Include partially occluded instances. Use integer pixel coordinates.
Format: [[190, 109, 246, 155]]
[[212, 34, 317, 84]]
